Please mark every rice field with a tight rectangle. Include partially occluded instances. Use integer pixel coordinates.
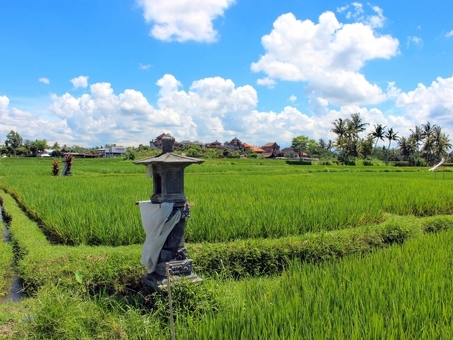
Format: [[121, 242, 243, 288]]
[[1, 157, 452, 245], [176, 229, 453, 339], [2, 157, 453, 339]]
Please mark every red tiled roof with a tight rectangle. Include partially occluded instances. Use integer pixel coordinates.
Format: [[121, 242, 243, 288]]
[[251, 146, 265, 153]]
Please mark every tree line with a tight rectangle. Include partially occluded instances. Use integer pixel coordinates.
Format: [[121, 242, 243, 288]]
[[2, 115, 452, 165], [292, 113, 452, 166]]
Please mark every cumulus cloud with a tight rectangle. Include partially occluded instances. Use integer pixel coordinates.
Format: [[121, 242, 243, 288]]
[[70, 76, 89, 89], [251, 9, 399, 106], [445, 30, 453, 38], [39, 77, 50, 84], [395, 76, 453, 128], [41, 74, 344, 147], [136, 0, 235, 42], [0, 95, 72, 145], [4, 71, 453, 149], [386, 81, 402, 99]]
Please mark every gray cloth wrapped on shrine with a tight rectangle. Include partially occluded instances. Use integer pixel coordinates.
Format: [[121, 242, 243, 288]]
[[138, 201, 181, 273]]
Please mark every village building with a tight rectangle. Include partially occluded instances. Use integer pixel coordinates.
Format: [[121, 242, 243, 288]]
[[205, 140, 224, 149], [150, 133, 181, 151], [281, 147, 297, 158], [97, 146, 127, 158], [261, 142, 280, 158], [224, 137, 244, 151]]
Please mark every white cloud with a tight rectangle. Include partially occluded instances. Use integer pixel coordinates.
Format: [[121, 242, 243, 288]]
[[4, 71, 453, 149], [336, 5, 349, 13], [289, 95, 297, 103], [70, 76, 89, 89], [0, 95, 72, 145], [339, 2, 384, 28], [39, 77, 50, 84], [395, 76, 453, 128], [251, 10, 399, 106], [136, 0, 235, 42], [407, 36, 423, 47], [386, 81, 402, 99], [257, 77, 276, 88], [367, 6, 385, 28], [445, 30, 453, 38], [139, 63, 151, 70]]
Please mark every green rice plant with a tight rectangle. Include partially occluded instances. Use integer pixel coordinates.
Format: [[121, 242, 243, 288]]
[[176, 230, 453, 339], [1, 158, 453, 245]]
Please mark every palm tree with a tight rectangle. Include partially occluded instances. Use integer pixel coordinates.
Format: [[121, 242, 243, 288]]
[[348, 113, 369, 140], [409, 125, 423, 158], [331, 118, 348, 152], [421, 121, 435, 140], [385, 127, 399, 149], [370, 124, 386, 151], [331, 118, 347, 139], [432, 126, 452, 162], [398, 136, 416, 161], [421, 121, 437, 164]]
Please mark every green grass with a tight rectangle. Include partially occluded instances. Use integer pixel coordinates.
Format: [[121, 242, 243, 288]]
[[2, 157, 453, 339], [1, 157, 453, 245], [176, 229, 453, 339], [5, 225, 453, 339]]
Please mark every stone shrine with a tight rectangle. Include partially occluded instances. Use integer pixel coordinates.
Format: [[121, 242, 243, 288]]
[[134, 136, 204, 290]]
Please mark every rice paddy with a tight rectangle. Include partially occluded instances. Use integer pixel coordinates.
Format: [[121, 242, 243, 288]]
[[1, 157, 453, 339], [0, 157, 452, 245]]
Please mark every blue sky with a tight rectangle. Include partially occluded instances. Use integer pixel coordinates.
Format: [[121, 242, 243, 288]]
[[1, 0, 453, 148]]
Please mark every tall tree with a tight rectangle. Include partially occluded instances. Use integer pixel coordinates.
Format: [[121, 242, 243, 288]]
[[291, 135, 310, 157], [432, 126, 452, 162], [348, 113, 369, 140], [398, 136, 416, 161], [370, 124, 386, 150], [385, 127, 399, 149], [5, 130, 23, 157], [409, 125, 423, 159], [331, 118, 348, 153]]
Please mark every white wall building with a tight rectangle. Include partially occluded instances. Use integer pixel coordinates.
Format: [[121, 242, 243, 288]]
[[98, 146, 127, 158]]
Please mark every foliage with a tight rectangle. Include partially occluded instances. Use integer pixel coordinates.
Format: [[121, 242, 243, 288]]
[[5, 130, 23, 157], [122, 147, 136, 160], [51, 161, 60, 176]]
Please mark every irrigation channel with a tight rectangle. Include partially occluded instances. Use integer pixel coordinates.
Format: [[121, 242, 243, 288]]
[[1, 204, 23, 303]]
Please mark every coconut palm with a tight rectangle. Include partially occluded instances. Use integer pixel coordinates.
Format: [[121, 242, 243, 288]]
[[347, 113, 369, 140], [370, 124, 386, 151], [385, 127, 399, 149], [422, 121, 435, 140], [331, 118, 347, 139], [432, 126, 452, 162], [398, 136, 416, 161], [409, 125, 423, 157], [331, 118, 348, 151]]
